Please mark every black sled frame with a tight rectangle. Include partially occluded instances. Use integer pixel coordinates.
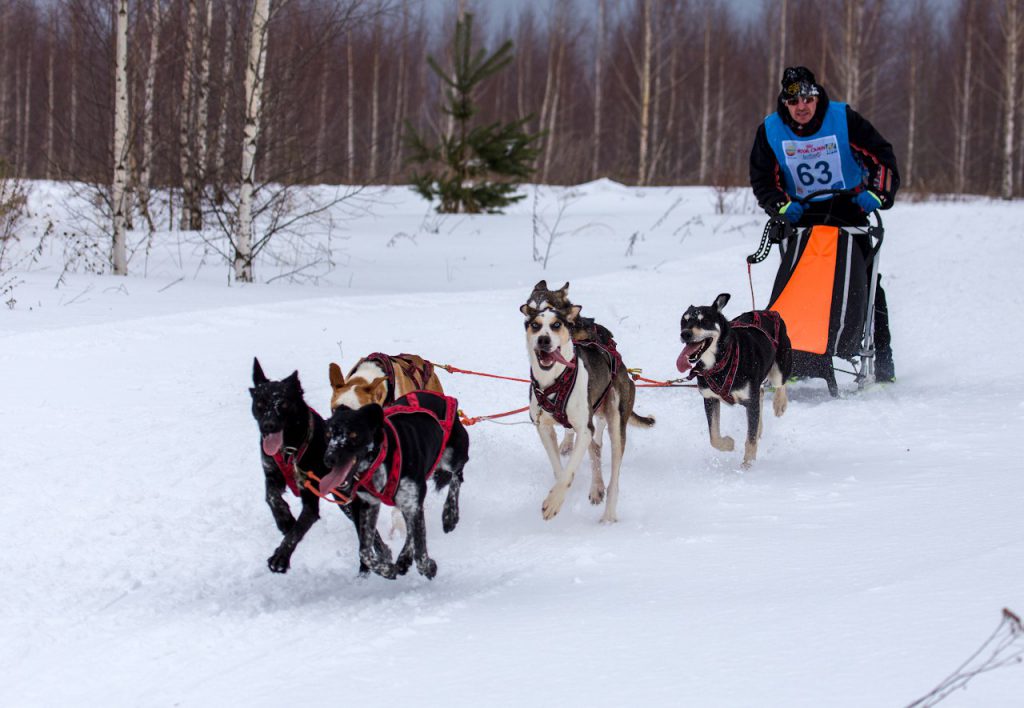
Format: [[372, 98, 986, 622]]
[[747, 188, 885, 397]]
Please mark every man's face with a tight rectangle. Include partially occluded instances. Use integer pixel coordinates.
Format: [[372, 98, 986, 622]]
[[785, 95, 818, 126]]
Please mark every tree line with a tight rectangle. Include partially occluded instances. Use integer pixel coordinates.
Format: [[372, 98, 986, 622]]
[[0, 0, 1020, 203]]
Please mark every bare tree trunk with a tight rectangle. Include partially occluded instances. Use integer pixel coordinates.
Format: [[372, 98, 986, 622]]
[[214, 2, 236, 201], [69, 17, 78, 173], [389, 0, 410, 175], [699, 10, 711, 183], [316, 59, 330, 177], [777, 0, 787, 83], [139, 0, 163, 230], [112, 0, 130, 276], [713, 51, 725, 180], [905, 54, 917, 190], [955, 5, 973, 194], [369, 25, 380, 181], [839, 0, 865, 104], [541, 17, 565, 183], [46, 14, 55, 179], [637, 0, 653, 186], [1002, 0, 1019, 199], [591, 0, 606, 179], [0, 4, 8, 144], [179, 0, 198, 229], [346, 31, 355, 183], [235, 0, 273, 283], [20, 46, 31, 175], [191, 0, 214, 228]]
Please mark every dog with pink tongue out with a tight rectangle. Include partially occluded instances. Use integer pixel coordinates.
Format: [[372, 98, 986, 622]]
[[521, 280, 654, 523], [676, 293, 792, 468], [249, 358, 390, 575]]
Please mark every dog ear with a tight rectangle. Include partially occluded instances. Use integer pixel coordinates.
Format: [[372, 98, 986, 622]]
[[554, 282, 570, 299], [533, 279, 548, 291], [566, 305, 582, 323], [520, 303, 534, 317], [328, 362, 345, 389], [362, 403, 385, 430], [366, 376, 388, 405], [253, 357, 267, 385], [713, 293, 730, 312], [284, 370, 303, 396]]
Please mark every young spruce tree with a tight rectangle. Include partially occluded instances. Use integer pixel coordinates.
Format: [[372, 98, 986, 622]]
[[406, 14, 541, 214]]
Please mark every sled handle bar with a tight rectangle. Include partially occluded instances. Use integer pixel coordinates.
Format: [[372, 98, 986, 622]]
[[746, 188, 883, 264]]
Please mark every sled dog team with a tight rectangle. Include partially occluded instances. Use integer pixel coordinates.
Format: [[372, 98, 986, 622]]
[[249, 280, 793, 580]]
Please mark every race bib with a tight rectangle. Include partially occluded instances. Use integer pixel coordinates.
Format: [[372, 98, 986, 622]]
[[782, 134, 846, 199]]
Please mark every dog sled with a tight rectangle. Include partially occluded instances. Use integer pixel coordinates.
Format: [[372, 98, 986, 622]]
[[747, 188, 884, 397]]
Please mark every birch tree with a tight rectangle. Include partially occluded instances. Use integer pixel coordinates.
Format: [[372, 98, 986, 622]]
[[191, 0, 214, 228], [179, 0, 198, 229], [698, 9, 711, 183], [213, 2, 236, 202], [1002, 0, 1020, 198], [234, 0, 272, 282], [112, 0, 129, 275], [591, 0, 605, 179], [637, 0, 653, 185], [954, 0, 975, 194], [138, 0, 162, 229]]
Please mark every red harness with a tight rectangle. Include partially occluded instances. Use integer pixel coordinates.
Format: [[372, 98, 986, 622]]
[[334, 391, 458, 506], [357, 353, 436, 406], [270, 407, 317, 497], [532, 340, 622, 428], [687, 311, 783, 404]]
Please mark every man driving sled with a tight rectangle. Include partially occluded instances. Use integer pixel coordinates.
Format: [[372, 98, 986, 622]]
[[749, 66, 899, 382]]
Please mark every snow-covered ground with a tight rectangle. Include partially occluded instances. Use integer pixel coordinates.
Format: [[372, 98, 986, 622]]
[[1, 181, 1021, 706]]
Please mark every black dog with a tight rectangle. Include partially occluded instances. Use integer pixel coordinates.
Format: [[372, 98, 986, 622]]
[[676, 294, 792, 467], [319, 391, 469, 580], [249, 358, 390, 574]]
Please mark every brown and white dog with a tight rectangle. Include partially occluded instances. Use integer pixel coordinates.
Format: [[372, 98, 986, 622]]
[[521, 281, 654, 523], [328, 353, 444, 411]]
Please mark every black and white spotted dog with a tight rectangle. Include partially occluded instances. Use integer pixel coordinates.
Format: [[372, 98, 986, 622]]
[[318, 391, 469, 580], [676, 293, 792, 467]]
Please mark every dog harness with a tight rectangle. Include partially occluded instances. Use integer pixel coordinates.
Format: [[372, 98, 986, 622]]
[[328, 391, 458, 507], [270, 407, 317, 497], [354, 353, 436, 406], [687, 310, 783, 405], [532, 340, 623, 429]]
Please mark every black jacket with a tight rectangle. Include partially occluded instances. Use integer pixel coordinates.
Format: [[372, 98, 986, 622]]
[[749, 89, 900, 227]]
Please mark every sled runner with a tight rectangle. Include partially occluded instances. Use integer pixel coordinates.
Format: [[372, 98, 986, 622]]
[[748, 188, 884, 397]]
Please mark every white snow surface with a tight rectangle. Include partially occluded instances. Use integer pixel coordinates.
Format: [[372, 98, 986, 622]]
[[2, 181, 1022, 706]]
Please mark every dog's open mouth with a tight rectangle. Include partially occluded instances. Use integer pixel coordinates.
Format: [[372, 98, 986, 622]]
[[676, 338, 712, 373], [262, 431, 284, 455], [317, 457, 356, 498], [535, 348, 575, 370]]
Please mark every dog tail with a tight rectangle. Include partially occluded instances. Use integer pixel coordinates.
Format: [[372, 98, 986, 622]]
[[629, 411, 656, 428]]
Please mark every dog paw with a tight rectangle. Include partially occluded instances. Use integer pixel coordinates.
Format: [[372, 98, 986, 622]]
[[417, 558, 437, 580], [442, 505, 460, 534], [773, 390, 788, 417], [395, 551, 413, 576], [712, 436, 735, 452], [589, 485, 606, 505], [267, 550, 290, 574], [542, 487, 567, 520], [375, 562, 398, 580], [599, 511, 617, 524]]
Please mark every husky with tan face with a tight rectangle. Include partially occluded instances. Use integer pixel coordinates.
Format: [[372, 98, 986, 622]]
[[328, 353, 444, 411], [521, 281, 654, 523]]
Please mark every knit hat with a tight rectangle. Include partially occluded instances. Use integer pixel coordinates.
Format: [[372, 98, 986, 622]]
[[779, 66, 821, 101]]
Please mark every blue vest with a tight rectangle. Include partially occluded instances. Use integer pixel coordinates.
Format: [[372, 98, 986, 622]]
[[764, 102, 865, 202]]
